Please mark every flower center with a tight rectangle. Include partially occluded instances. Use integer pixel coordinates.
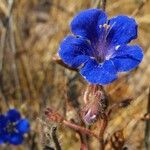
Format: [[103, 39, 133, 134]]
[[93, 24, 111, 63], [6, 122, 16, 133]]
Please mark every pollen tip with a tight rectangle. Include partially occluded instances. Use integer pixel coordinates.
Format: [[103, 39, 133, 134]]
[[103, 24, 110, 30]]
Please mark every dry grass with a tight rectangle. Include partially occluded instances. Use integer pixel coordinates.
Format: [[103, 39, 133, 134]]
[[0, 0, 150, 149]]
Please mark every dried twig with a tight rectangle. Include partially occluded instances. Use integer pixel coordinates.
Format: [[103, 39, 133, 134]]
[[101, 0, 107, 11], [144, 87, 150, 150], [8, 0, 23, 101], [99, 117, 108, 150], [92, 0, 107, 10], [0, 22, 6, 73], [51, 126, 61, 150], [92, 0, 101, 8], [131, 0, 148, 16], [0, 0, 23, 102], [107, 98, 133, 116]]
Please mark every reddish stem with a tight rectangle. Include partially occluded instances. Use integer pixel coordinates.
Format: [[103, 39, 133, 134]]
[[63, 120, 99, 139], [80, 142, 88, 150]]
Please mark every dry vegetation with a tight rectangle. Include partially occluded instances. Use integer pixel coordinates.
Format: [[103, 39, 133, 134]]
[[0, 0, 150, 150]]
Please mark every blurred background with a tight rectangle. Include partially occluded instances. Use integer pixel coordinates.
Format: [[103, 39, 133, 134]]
[[0, 0, 150, 149]]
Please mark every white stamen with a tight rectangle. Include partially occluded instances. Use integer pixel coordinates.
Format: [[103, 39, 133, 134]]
[[115, 45, 120, 50], [99, 25, 102, 28]]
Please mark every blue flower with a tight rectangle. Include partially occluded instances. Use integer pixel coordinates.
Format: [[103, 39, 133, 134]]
[[58, 9, 143, 84], [0, 109, 30, 145]]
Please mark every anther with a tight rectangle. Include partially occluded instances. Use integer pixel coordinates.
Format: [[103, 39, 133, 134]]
[[103, 24, 110, 30]]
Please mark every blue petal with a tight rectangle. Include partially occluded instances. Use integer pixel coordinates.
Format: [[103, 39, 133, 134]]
[[6, 109, 21, 122], [0, 138, 4, 144], [70, 9, 107, 43], [0, 115, 8, 128], [0, 130, 9, 144], [59, 35, 92, 68], [8, 133, 23, 145], [80, 59, 117, 84], [107, 16, 137, 45], [0, 130, 5, 144], [0, 134, 4, 144], [112, 45, 143, 72], [16, 119, 30, 134]]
